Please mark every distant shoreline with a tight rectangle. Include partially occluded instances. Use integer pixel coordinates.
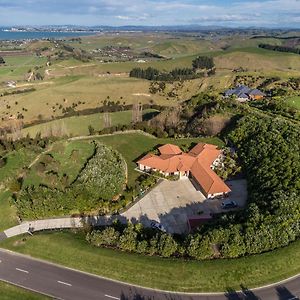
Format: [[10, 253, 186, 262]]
[[0, 29, 96, 41]]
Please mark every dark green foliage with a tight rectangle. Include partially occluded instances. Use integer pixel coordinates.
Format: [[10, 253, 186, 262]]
[[129, 67, 201, 81], [259, 43, 300, 55], [192, 56, 215, 70], [198, 115, 300, 258], [0, 56, 5, 64], [87, 223, 179, 258]]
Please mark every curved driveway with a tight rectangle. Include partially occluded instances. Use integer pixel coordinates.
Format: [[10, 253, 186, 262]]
[[0, 249, 300, 300]]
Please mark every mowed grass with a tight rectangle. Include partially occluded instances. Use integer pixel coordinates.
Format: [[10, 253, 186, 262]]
[[0, 190, 18, 231], [93, 132, 224, 186], [21, 109, 159, 137], [287, 96, 300, 110], [0, 281, 49, 300], [3, 230, 300, 293]]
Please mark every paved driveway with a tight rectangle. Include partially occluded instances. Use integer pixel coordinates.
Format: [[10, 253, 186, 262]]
[[122, 178, 248, 234]]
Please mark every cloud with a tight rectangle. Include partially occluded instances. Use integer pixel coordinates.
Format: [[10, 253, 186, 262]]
[[0, 0, 299, 27]]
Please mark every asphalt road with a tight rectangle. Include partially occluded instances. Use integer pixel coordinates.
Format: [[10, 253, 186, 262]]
[[0, 249, 300, 300]]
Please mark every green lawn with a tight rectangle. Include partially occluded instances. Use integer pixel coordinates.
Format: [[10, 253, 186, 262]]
[[2, 231, 300, 293], [0, 281, 48, 300], [287, 95, 300, 110], [21, 109, 159, 138], [93, 132, 224, 186], [0, 190, 18, 231]]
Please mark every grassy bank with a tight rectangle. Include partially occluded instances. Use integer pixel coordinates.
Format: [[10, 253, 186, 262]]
[[0, 190, 18, 231], [2, 231, 300, 293], [287, 95, 300, 110], [0, 281, 48, 300], [21, 109, 159, 137]]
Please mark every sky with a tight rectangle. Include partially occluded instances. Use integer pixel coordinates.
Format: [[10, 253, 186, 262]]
[[0, 0, 300, 28]]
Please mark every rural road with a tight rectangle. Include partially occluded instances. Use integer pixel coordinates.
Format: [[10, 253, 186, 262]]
[[0, 249, 300, 300]]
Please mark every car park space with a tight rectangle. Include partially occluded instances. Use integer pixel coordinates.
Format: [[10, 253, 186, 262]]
[[122, 178, 248, 234]]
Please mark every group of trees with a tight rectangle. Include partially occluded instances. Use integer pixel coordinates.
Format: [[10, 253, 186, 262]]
[[0, 133, 50, 154], [259, 43, 300, 55], [193, 114, 300, 259], [129, 56, 215, 82], [192, 56, 215, 70], [129, 67, 200, 81], [87, 223, 180, 258]]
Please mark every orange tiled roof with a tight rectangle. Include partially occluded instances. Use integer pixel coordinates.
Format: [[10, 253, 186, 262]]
[[137, 143, 231, 196], [158, 144, 182, 155]]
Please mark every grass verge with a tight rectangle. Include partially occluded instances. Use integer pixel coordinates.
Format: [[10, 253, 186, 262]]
[[1, 231, 300, 293], [0, 280, 48, 300]]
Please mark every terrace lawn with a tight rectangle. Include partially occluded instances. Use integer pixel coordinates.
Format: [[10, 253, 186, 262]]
[[21, 109, 159, 138], [2, 230, 300, 293], [93, 132, 224, 186], [0, 281, 48, 300], [23, 140, 95, 189]]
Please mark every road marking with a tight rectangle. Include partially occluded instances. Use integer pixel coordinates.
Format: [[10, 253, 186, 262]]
[[105, 295, 120, 300], [57, 280, 72, 287], [16, 268, 29, 274]]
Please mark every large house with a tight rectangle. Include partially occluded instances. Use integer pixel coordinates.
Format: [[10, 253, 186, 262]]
[[224, 85, 265, 102], [137, 143, 231, 198]]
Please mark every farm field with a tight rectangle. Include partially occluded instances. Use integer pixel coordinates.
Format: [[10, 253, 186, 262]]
[[0, 75, 178, 124], [21, 109, 159, 137], [1, 33, 300, 127], [2, 230, 300, 293]]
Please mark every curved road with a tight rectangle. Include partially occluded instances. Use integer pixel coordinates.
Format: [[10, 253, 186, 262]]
[[0, 249, 299, 300]]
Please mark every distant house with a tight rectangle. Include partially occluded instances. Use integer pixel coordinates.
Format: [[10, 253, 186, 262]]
[[137, 143, 231, 199], [224, 85, 265, 102]]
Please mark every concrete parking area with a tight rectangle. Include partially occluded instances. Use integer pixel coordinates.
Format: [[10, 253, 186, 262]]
[[122, 178, 248, 234]]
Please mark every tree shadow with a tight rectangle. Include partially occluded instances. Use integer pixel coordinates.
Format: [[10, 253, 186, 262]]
[[224, 286, 261, 300], [276, 286, 299, 300], [142, 111, 160, 122]]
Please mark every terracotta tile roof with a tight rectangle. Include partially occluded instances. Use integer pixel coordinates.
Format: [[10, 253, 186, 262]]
[[158, 144, 182, 155], [191, 160, 231, 195], [137, 143, 231, 196]]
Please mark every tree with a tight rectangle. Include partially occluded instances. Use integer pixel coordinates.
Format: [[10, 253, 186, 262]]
[[132, 102, 143, 123], [103, 112, 112, 128]]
